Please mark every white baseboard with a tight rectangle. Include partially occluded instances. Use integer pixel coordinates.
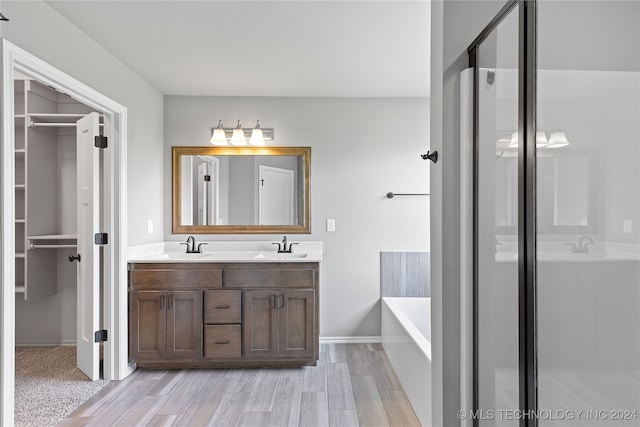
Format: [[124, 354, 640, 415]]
[[15, 340, 76, 347], [319, 336, 381, 344]]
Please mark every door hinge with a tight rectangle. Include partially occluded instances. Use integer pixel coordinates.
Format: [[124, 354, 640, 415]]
[[94, 233, 108, 245], [94, 329, 108, 343], [94, 135, 108, 148]]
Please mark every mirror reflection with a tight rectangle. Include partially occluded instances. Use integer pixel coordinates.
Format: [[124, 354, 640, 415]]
[[496, 151, 595, 233], [172, 147, 310, 234]]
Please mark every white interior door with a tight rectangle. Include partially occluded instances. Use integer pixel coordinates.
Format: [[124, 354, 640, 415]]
[[259, 165, 294, 225], [76, 112, 100, 381]]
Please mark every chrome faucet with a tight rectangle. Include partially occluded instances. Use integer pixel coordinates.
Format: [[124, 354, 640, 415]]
[[181, 235, 207, 253], [566, 236, 594, 254], [273, 235, 299, 253]]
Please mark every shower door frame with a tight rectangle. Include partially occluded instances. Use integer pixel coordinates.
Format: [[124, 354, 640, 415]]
[[467, 1, 538, 426]]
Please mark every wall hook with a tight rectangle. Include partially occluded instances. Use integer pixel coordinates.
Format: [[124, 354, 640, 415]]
[[421, 150, 438, 164], [0, 13, 10, 22]]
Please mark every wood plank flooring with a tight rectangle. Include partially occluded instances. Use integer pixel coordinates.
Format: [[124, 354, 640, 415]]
[[59, 344, 421, 426]]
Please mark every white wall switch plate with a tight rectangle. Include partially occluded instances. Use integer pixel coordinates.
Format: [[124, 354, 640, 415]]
[[147, 219, 154, 234], [327, 219, 336, 232], [623, 219, 632, 234]]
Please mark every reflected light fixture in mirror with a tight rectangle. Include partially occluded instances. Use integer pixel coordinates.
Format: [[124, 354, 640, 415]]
[[508, 131, 549, 148], [547, 131, 570, 148], [231, 120, 246, 145], [210, 120, 227, 145]]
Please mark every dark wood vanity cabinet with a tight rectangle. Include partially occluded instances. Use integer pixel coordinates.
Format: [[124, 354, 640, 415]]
[[129, 290, 202, 361], [128, 262, 319, 367], [244, 289, 315, 360]]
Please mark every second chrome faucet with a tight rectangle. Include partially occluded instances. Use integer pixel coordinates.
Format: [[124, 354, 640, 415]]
[[273, 235, 298, 253]]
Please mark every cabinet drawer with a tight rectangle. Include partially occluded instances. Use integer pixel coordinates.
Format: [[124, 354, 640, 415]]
[[131, 269, 222, 290], [204, 290, 241, 324], [204, 325, 241, 359], [223, 268, 315, 288]]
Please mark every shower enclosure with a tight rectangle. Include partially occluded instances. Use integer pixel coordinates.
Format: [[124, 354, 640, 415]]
[[467, 1, 640, 425]]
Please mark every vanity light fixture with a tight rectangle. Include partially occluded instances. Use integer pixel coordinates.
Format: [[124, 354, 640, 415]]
[[209, 120, 275, 145], [210, 120, 228, 145]]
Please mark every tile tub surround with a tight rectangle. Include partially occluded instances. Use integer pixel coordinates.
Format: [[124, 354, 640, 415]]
[[128, 241, 323, 263], [380, 251, 430, 297]]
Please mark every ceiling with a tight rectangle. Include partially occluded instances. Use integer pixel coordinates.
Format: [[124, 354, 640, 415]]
[[45, 1, 430, 97]]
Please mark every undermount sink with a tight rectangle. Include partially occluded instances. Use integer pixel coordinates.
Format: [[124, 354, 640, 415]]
[[253, 252, 309, 260], [155, 252, 211, 260]]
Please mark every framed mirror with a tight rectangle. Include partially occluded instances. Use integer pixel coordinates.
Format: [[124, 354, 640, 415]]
[[172, 146, 311, 234]]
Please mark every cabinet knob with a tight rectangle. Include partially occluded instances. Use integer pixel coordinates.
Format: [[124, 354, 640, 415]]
[[68, 254, 81, 262]]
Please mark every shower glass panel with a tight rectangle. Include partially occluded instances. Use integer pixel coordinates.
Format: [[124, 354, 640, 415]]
[[537, 1, 640, 424], [476, 7, 519, 425]]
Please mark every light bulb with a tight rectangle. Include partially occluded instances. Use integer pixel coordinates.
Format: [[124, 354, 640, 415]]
[[536, 131, 548, 147], [210, 120, 227, 145], [548, 131, 570, 148], [230, 120, 246, 145], [250, 120, 265, 146]]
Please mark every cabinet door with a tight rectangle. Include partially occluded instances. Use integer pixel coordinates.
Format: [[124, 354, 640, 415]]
[[166, 291, 203, 360], [243, 290, 279, 359], [279, 289, 315, 359], [130, 291, 166, 360]]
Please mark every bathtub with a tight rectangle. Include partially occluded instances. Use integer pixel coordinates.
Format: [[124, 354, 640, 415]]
[[381, 297, 431, 426]]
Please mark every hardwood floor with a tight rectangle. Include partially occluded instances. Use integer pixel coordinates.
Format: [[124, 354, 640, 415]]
[[59, 344, 421, 426]]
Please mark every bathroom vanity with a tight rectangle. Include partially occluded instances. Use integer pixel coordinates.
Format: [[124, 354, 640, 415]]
[[127, 244, 321, 368]]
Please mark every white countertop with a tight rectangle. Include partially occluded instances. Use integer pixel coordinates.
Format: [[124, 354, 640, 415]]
[[128, 240, 322, 263]]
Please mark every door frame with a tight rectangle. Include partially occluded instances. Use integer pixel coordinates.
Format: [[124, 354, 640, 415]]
[[1, 39, 130, 425]]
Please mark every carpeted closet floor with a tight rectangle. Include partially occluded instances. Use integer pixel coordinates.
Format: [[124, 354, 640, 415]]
[[15, 346, 110, 427]]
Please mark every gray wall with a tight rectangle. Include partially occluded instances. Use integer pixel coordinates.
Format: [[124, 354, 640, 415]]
[[3, 0, 164, 344], [3, 0, 165, 246], [430, 1, 506, 425], [164, 96, 430, 338]]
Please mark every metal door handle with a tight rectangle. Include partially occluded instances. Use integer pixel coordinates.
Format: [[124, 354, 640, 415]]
[[160, 295, 165, 309], [168, 294, 173, 309], [68, 254, 81, 262], [279, 294, 285, 309]]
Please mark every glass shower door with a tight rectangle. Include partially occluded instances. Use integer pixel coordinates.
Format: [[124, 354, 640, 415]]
[[475, 6, 520, 426], [537, 1, 640, 424]]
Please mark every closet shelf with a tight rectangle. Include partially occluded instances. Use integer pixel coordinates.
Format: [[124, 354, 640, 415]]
[[28, 234, 77, 240], [28, 113, 104, 126]]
